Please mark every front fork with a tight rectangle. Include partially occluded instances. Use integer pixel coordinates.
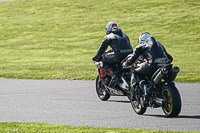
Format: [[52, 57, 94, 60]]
[[130, 73, 137, 87], [130, 73, 147, 107]]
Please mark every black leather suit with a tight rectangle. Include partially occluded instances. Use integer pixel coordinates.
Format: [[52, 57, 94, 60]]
[[93, 29, 133, 66], [126, 37, 173, 78]]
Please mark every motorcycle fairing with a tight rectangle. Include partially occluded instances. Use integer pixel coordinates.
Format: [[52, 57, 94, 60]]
[[107, 86, 125, 96], [107, 69, 112, 77], [98, 68, 108, 78]]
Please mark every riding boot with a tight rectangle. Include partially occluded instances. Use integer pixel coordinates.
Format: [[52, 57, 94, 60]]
[[108, 69, 117, 88], [110, 68, 117, 82]]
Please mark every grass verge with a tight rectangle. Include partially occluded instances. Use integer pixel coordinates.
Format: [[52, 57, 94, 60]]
[[0, 122, 199, 133]]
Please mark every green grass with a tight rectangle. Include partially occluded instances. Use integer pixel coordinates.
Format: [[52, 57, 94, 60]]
[[0, 122, 199, 133], [0, 0, 199, 82]]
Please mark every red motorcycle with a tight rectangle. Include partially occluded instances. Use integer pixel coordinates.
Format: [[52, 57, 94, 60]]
[[94, 52, 132, 101]]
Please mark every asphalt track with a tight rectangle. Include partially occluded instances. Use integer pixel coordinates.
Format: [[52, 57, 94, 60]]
[[0, 79, 200, 131]]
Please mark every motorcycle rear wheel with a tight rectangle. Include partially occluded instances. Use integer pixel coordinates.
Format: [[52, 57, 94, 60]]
[[130, 88, 147, 115], [96, 75, 110, 101], [161, 84, 181, 117]]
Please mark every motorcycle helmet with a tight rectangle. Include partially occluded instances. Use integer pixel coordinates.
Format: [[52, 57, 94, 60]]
[[139, 32, 152, 44], [105, 21, 119, 35]]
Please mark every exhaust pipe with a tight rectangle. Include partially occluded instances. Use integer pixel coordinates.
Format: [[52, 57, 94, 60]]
[[153, 68, 168, 84], [168, 66, 180, 82]]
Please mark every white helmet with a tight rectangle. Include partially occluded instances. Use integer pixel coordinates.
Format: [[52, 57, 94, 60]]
[[105, 21, 119, 35], [139, 32, 152, 44]]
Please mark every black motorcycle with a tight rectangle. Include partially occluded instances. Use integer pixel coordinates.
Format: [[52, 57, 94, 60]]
[[130, 58, 182, 117], [94, 52, 132, 101]]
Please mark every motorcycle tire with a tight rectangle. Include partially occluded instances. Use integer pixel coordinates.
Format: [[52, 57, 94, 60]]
[[161, 83, 182, 117], [130, 88, 147, 115], [96, 75, 110, 101]]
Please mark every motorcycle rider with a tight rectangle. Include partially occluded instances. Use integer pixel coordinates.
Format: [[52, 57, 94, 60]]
[[123, 32, 173, 99], [92, 21, 133, 86]]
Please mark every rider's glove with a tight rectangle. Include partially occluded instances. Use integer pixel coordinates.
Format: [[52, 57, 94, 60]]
[[92, 56, 97, 61], [92, 56, 102, 61]]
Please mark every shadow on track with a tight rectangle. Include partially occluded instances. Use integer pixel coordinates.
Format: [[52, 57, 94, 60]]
[[144, 114, 200, 119], [177, 115, 200, 119], [108, 100, 130, 103]]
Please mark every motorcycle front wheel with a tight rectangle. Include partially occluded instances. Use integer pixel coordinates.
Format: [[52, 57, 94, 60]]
[[96, 75, 110, 101], [161, 83, 182, 117], [130, 88, 147, 115]]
